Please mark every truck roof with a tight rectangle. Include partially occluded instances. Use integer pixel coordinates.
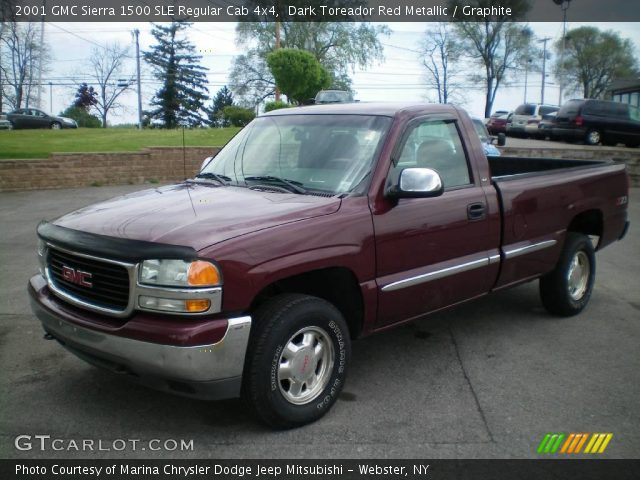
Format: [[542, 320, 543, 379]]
[[261, 102, 459, 118]]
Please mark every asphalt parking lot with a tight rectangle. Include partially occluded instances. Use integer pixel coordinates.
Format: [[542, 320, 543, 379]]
[[0, 184, 638, 459]]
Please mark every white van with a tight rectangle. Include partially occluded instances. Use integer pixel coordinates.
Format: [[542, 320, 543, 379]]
[[507, 103, 559, 137]]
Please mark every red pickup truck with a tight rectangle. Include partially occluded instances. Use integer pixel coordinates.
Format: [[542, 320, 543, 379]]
[[29, 103, 629, 428]]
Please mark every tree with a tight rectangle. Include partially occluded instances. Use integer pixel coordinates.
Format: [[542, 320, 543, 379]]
[[0, 21, 49, 110], [230, 22, 389, 104], [210, 86, 234, 127], [144, 22, 210, 128], [555, 26, 638, 100], [419, 23, 465, 104], [73, 83, 98, 111], [87, 43, 132, 128], [451, 0, 533, 117], [267, 49, 331, 105]]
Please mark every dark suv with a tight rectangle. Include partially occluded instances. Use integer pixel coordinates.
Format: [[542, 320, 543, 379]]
[[552, 99, 640, 147]]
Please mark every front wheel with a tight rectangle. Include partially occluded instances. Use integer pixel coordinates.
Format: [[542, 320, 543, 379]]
[[51, 122, 61, 130], [539, 233, 596, 316], [242, 294, 350, 429]]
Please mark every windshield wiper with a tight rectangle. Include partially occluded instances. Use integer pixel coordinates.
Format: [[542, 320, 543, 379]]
[[244, 175, 307, 194], [194, 172, 232, 185]]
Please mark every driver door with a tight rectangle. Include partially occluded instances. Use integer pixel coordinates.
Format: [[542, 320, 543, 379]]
[[373, 117, 497, 327]]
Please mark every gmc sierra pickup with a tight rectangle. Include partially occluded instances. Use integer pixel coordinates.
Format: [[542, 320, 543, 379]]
[[29, 103, 629, 428]]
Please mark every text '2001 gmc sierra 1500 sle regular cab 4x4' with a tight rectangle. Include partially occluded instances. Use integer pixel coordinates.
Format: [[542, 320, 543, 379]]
[[29, 103, 629, 428]]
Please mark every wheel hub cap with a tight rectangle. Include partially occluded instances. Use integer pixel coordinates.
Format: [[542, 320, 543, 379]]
[[567, 251, 590, 301], [278, 326, 334, 405]]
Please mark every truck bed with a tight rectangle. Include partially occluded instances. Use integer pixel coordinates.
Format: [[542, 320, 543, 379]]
[[487, 156, 628, 290], [487, 156, 610, 179]]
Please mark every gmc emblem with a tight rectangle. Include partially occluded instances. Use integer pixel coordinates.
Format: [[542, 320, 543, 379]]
[[61, 265, 93, 288]]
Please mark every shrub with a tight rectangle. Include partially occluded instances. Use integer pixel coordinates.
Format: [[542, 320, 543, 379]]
[[60, 106, 102, 128], [221, 106, 255, 127], [264, 100, 291, 112]]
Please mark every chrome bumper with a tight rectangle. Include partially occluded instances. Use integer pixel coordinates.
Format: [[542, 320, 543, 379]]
[[30, 288, 251, 400]]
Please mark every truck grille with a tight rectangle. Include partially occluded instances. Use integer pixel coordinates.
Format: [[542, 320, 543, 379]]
[[47, 247, 131, 312]]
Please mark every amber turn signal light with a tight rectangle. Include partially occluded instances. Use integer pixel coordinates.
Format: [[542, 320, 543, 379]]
[[185, 299, 211, 312], [187, 261, 221, 286]]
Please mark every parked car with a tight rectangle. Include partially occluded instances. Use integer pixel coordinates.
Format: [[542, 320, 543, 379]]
[[0, 112, 12, 129], [7, 108, 77, 129], [535, 112, 557, 140], [472, 117, 504, 155], [314, 90, 354, 104], [486, 113, 509, 135], [507, 103, 559, 137], [552, 99, 640, 147], [30, 103, 629, 429]]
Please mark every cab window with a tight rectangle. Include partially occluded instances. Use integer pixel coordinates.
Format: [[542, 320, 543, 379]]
[[392, 119, 471, 189]]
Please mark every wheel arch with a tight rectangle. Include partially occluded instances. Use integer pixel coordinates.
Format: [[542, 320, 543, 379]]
[[567, 209, 603, 249], [250, 266, 364, 339]]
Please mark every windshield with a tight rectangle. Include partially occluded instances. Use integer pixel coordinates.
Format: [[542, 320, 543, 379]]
[[201, 114, 392, 195]]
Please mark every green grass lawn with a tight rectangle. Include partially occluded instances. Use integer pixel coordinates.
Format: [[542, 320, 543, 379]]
[[0, 127, 241, 159]]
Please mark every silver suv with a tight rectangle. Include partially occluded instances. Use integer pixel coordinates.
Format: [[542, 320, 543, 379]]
[[314, 90, 354, 104], [507, 103, 559, 137]]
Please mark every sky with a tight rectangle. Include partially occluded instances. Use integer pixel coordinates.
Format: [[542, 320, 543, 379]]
[[36, 21, 640, 123]]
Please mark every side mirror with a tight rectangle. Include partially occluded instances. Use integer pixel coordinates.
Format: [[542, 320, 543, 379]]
[[306, 98, 316, 105], [386, 168, 444, 199]]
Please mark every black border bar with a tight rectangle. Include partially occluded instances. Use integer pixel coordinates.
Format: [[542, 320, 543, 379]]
[[3, 0, 640, 22], [2, 459, 640, 480]]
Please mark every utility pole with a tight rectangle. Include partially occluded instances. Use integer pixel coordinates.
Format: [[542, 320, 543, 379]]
[[274, 20, 281, 102], [133, 29, 142, 129], [558, 0, 572, 105], [523, 58, 532, 103], [36, 0, 45, 108], [49, 81, 52, 112], [0, 20, 5, 113], [538, 37, 551, 105]]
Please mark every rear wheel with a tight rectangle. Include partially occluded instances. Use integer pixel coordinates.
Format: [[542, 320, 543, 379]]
[[539, 233, 596, 316], [585, 129, 601, 145], [242, 294, 350, 429]]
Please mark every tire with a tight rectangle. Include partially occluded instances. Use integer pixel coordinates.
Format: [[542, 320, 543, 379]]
[[585, 129, 601, 145], [539, 232, 596, 316], [51, 122, 61, 130], [242, 294, 351, 429]]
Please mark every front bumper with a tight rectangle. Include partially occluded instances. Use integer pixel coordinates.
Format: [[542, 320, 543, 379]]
[[29, 275, 251, 400]]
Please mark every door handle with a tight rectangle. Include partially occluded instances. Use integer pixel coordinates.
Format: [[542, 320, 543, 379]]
[[467, 202, 486, 220]]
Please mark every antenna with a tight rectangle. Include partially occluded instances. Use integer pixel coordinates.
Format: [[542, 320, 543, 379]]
[[182, 126, 186, 180]]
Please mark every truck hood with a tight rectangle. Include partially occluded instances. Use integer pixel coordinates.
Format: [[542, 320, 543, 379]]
[[53, 183, 341, 251]]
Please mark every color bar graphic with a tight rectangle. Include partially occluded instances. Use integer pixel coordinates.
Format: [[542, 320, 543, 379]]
[[538, 433, 613, 454], [584, 433, 614, 454], [537, 433, 565, 454]]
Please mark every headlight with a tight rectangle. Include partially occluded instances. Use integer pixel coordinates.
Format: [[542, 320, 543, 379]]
[[137, 259, 221, 314], [139, 259, 221, 287]]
